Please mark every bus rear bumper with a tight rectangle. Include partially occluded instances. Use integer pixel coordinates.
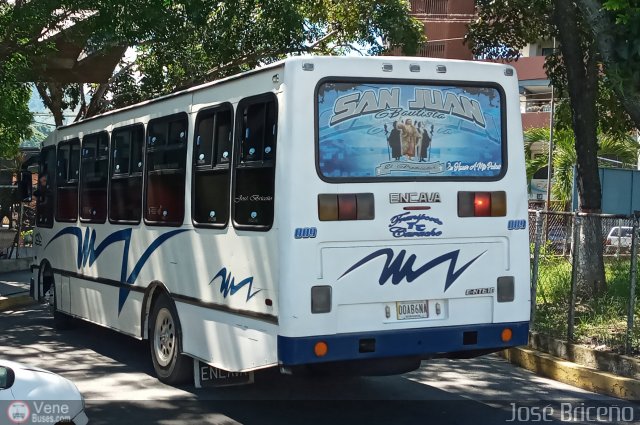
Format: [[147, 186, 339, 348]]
[[278, 321, 529, 366]]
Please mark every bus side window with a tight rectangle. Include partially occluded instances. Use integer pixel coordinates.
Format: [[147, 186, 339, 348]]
[[145, 113, 188, 225], [192, 104, 232, 227], [233, 95, 277, 230], [80, 131, 109, 223], [56, 138, 80, 222], [110, 124, 144, 223], [36, 146, 56, 228]]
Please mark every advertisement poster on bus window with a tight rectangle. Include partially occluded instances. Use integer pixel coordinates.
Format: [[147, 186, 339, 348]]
[[317, 82, 503, 179]]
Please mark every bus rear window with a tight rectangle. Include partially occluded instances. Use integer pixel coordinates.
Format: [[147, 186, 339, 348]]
[[316, 81, 504, 180]]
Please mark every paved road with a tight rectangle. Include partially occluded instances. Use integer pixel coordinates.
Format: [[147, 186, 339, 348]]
[[1, 302, 638, 424]]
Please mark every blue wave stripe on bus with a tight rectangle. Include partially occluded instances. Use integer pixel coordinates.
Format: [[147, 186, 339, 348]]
[[339, 248, 486, 292], [45, 226, 189, 314], [120, 229, 189, 312], [46, 227, 132, 282]]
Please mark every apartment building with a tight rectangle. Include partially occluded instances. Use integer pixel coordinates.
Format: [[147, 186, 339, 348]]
[[406, 1, 552, 130]]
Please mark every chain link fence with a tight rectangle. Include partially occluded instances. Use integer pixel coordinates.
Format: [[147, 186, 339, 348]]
[[529, 209, 640, 355]]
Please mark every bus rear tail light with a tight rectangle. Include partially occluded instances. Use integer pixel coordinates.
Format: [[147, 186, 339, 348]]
[[457, 191, 507, 217], [338, 194, 357, 220], [318, 193, 374, 221], [474, 192, 491, 216]]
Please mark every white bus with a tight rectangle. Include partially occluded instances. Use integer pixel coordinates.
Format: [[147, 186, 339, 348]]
[[31, 56, 530, 385]]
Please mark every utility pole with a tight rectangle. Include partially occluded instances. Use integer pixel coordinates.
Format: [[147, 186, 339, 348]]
[[545, 38, 556, 211]]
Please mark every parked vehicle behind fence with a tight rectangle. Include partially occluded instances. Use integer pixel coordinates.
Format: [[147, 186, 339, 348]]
[[605, 226, 633, 253]]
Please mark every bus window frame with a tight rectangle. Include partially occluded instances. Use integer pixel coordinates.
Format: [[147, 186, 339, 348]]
[[108, 123, 145, 225], [313, 77, 508, 183], [79, 130, 110, 224], [231, 92, 278, 232], [143, 112, 188, 227], [36, 145, 57, 228], [191, 102, 234, 229], [55, 137, 80, 223]]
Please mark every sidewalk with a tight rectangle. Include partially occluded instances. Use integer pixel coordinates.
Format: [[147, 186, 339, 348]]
[[0, 269, 34, 311]]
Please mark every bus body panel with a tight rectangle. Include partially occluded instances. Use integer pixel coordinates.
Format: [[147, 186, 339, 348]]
[[276, 57, 529, 364], [177, 302, 278, 372], [34, 66, 284, 372]]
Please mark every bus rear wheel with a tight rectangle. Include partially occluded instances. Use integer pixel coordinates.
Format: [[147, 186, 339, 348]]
[[41, 266, 74, 330], [149, 294, 192, 385]]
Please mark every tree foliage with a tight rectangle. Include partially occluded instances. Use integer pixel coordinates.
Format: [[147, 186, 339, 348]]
[[576, 0, 640, 129], [0, 0, 424, 136], [107, 0, 424, 110], [0, 56, 32, 159], [525, 128, 639, 202], [467, 0, 633, 134]]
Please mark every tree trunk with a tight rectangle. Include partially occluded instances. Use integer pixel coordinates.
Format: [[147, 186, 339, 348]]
[[35, 82, 65, 127], [554, 0, 606, 296], [576, 0, 640, 129]]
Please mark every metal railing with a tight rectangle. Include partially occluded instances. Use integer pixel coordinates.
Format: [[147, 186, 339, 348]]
[[410, 0, 448, 15], [529, 209, 640, 354]]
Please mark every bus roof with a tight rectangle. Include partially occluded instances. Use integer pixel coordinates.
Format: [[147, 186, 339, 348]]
[[58, 56, 514, 131]]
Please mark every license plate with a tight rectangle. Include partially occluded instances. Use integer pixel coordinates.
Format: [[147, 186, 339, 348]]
[[194, 361, 254, 388], [396, 300, 429, 320]]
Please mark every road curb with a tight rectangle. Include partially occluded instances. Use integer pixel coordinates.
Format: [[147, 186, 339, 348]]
[[501, 347, 640, 400], [0, 294, 36, 312]]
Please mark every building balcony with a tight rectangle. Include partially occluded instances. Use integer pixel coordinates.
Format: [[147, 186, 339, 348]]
[[510, 56, 548, 81], [409, 0, 475, 16], [522, 111, 551, 129]]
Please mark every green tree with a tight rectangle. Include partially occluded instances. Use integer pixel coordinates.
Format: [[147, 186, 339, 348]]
[[0, 75, 32, 158], [103, 0, 424, 112], [525, 127, 639, 202], [576, 0, 640, 129], [466, 0, 611, 296], [1, 0, 424, 131]]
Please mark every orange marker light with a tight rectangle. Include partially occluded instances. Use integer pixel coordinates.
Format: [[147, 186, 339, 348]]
[[501, 328, 513, 342], [314, 341, 328, 357]]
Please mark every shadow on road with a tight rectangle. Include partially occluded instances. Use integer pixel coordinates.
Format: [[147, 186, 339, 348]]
[[0, 305, 631, 424]]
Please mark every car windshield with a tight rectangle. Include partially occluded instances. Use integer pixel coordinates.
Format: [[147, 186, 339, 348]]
[[0, 366, 10, 389]]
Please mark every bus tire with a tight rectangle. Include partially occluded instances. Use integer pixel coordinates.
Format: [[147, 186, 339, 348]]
[[42, 267, 74, 330], [149, 294, 192, 385]]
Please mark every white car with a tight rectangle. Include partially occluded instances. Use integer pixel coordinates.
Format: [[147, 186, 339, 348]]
[[605, 226, 633, 253], [0, 360, 88, 425]]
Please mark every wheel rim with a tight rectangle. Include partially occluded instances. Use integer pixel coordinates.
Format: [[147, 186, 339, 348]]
[[154, 308, 176, 367], [42, 276, 54, 313]]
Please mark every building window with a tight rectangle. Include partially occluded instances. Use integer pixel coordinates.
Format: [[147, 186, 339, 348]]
[[56, 138, 80, 222], [36, 146, 56, 228], [233, 94, 277, 230], [541, 47, 555, 57], [144, 113, 188, 225], [80, 131, 109, 223], [110, 124, 144, 223], [192, 104, 233, 227]]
